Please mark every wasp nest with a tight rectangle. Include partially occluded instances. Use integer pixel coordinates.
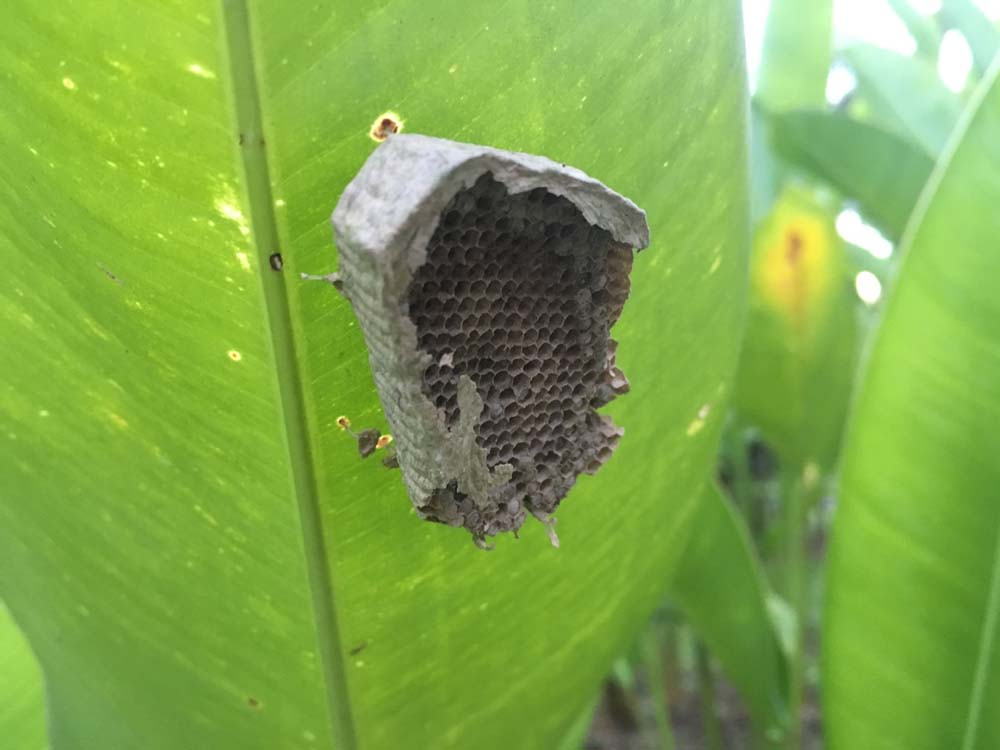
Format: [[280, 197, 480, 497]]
[[332, 134, 649, 547]]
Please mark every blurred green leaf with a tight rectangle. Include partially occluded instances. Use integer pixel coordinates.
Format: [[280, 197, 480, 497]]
[[0, 1, 749, 748], [751, 103, 783, 223], [639, 625, 677, 750], [765, 593, 798, 660], [824, 58, 1000, 750], [771, 109, 934, 239], [940, 0, 1000, 76], [888, 0, 943, 60], [844, 44, 963, 157], [733, 187, 860, 470], [557, 694, 602, 750], [845, 242, 891, 283], [669, 482, 788, 738], [0, 604, 46, 750], [756, 0, 833, 111]]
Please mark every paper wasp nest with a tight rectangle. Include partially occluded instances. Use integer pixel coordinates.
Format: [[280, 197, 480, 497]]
[[332, 134, 649, 547]]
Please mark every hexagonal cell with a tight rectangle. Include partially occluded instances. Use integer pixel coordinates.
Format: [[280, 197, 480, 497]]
[[331, 134, 649, 548]]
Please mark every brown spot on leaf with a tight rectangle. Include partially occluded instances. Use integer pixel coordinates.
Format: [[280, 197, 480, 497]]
[[786, 230, 804, 265], [369, 112, 402, 142]]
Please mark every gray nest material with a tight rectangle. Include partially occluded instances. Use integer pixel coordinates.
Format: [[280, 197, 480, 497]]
[[332, 134, 650, 547]]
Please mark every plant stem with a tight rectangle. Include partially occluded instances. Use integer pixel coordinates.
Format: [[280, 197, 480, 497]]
[[641, 623, 677, 750], [780, 468, 808, 750], [725, 422, 768, 551], [696, 642, 723, 750]]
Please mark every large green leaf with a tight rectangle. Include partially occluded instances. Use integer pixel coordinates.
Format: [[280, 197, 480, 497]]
[[0, 1, 748, 748], [770, 109, 934, 240], [0, 605, 46, 750], [844, 44, 963, 157], [669, 482, 788, 739], [824, 57, 1000, 750], [755, 0, 833, 111]]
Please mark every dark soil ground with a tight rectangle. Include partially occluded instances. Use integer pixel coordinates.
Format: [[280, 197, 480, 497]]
[[585, 665, 823, 750]]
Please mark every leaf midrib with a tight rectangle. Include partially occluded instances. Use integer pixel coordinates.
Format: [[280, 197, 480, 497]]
[[220, 1, 356, 747]]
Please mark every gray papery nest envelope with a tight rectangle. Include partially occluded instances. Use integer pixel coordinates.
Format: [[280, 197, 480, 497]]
[[330, 134, 649, 548]]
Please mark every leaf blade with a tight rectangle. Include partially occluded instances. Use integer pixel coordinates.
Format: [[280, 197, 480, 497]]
[[0, 2, 338, 746], [844, 44, 963, 157], [669, 482, 788, 736], [756, 0, 833, 111], [824, 56, 1000, 750], [254, 1, 751, 747], [770, 109, 934, 239], [0, 604, 47, 750]]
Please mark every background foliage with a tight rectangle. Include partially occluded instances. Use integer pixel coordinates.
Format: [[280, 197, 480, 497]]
[[3, 1, 1000, 749]]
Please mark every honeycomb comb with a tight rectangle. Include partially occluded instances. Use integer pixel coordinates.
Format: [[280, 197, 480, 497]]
[[332, 134, 650, 547]]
